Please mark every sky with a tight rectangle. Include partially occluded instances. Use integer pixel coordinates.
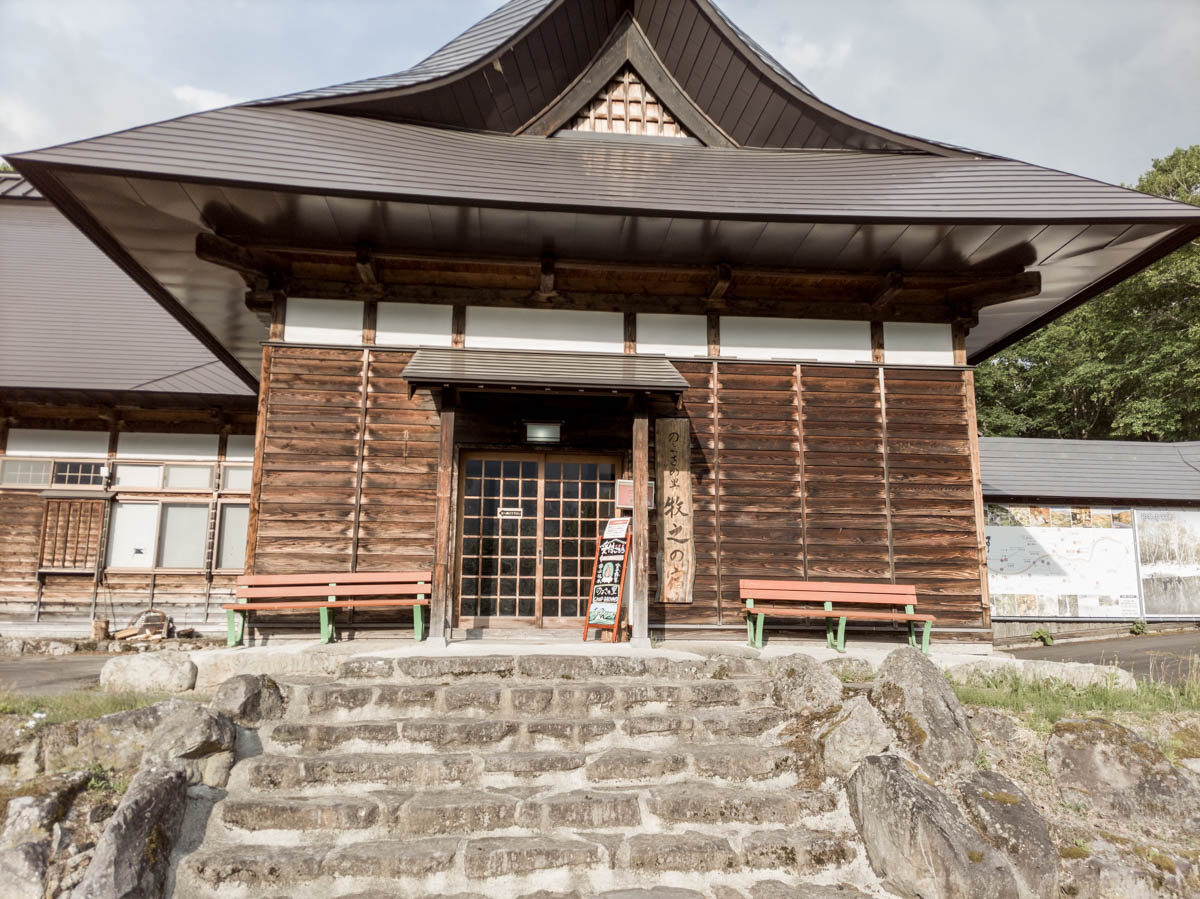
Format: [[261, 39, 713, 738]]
[[1, 0, 1197, 187]]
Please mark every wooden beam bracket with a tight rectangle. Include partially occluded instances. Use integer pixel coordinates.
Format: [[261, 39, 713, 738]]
[[707, 263, 732, 308], [869, 271, 904, 316]]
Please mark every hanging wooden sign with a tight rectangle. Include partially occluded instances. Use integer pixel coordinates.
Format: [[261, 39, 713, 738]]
[[655, 418, 695, 604], [582, 517, 630, 642]]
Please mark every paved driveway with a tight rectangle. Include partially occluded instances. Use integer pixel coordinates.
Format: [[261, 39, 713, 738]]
[[1008, 630, 1200, 685], [0, 655, 108, 694]]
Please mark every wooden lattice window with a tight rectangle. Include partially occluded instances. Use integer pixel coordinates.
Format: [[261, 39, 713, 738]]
[[38, 498, 107, 571], [566, 66, 692, 139]]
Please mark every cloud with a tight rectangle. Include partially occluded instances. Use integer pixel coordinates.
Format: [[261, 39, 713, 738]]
[[779, 36, 853, 74], [172, 85, 242, 112]]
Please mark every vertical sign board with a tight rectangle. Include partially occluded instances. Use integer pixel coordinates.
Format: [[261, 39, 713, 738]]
[[583, 517, 630, 641], [655, 418, 695, 603]]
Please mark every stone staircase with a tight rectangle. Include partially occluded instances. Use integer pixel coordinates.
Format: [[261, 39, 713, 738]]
[[169, 653, 877, 898]]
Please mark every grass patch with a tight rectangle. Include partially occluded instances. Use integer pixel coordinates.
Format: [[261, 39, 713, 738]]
[[950, 660, 1200, 732], [0, 688, 175, 727]]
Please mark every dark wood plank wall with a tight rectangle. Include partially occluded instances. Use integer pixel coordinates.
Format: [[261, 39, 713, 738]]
[[645, 361, 986, 634], [254, 346, 365, 573], [358, 350, 439, 573], [0, 491, 46, 619], [883, 368, 983, 628], [647, 361, 721, 625], [244, 349, 986, 635]]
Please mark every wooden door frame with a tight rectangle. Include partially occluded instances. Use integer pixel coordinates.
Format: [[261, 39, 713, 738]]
[[453, 448, 621, 631]]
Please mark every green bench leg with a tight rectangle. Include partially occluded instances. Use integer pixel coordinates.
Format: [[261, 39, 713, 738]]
[[413, 604, 425, 641], [907, 621, 917, 649], [226, 609, 245, 647], [825, 618, 835, 650], [745, 611, 754, 647], [921, 620, 932, 655], [754, 612, 765, 649], [320, 607, 336, 644], [835, 616, 847, 653]]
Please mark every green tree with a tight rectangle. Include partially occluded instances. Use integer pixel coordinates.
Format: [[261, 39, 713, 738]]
[[975, 146, 1200, 441]]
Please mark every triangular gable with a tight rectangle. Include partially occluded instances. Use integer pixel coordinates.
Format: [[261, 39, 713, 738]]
[[559, 66, 692, 140]]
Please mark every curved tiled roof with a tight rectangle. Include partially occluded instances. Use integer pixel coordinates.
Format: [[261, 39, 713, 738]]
[[248, 0, 556, 105]]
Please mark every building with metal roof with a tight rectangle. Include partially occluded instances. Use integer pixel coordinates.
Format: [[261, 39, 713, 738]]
[[0, 172, 251, 395], [981, 437, 1200, 504], [3, 0, 1199, 648]]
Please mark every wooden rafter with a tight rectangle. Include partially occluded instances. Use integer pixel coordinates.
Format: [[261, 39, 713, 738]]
[[196, 233, 1041, 326]]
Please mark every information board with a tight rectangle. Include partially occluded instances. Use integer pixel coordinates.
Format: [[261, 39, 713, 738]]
[[1136, 509, 1200, 617], [985, 503, 1140, 618], [582, 517, 630, 641]]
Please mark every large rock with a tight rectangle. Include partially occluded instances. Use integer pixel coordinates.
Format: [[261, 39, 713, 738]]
[[39, 700, 191, 774], [868, 647, 976, 778], [768, 654, 843, 719], [1045, 718, 1200, 831], [100, 652, 197, 694], [208, 674, 285, 726], [820, 695, 892, 779], [1, 772, 88, 845], [73, 766, 188, 899], [0, 841, 47, 897], [956, 771, 1057, 899], [947, 658, 1136, 691], [846, 754, 1019, 899], [143, 704, 236, 788]]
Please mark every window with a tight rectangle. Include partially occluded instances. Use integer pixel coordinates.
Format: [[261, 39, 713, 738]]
[[113, 464, 160, 488], [221, 464, 252, 492], [107, 501, 211, 570], [157, 504, 208, 568], [164, 465, 213, 489], [112, 462, 215, 491], [216, 504, 249, 570], [1, 459, 52, 487], [52, 461, 105, 487], [107, 503, 158, 568]]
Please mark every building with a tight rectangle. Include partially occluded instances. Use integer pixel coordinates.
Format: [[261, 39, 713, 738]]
[[981, 437, 1200, 643], [0, 172, 255, 627], [8, 0, 1200, 645]]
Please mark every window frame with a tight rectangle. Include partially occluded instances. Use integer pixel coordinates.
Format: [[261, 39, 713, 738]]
[[105, 499, 213, 573], [213, 499, 251, 572]]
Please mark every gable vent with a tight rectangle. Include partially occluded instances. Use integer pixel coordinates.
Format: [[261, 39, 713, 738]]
[[563, 66, 692, 140]]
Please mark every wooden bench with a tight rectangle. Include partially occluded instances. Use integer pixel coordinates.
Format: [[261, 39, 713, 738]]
[[739, 579, 935, 654], [221, 571, 432, 647]]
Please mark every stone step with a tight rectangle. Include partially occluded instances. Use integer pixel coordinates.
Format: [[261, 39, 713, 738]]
[[237, 742, 815, 793], [216, 783, 837, 839], [293, 677, 772, 721], [263, 705, 789, 754], [177, 826, 858, 897], [335, 653, 756, 683]]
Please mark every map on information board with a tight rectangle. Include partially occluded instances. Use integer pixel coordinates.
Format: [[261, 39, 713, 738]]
[[986, 503, 1140, 618]]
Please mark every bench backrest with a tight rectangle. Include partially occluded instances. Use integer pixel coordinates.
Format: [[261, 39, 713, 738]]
[[236, 570, 433, 602], [238, 571, 432, 587], [739, 579, 917, 606]]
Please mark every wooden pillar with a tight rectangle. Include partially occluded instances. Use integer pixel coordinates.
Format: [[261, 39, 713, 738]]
[[631, 406, 650, 646], [871, 321, 885, 363], [430, 392, 457, 647], [955, 322, 990, 629], [242, 344, 273, 574]]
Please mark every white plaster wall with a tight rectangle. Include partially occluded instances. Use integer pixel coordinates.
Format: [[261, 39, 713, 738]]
[[117, 433, 220, 461], [376, 302, 454, 348], [884, 322, 955, 365], [5, 429, 109, 458], [636, 313, 708, 357], [283, 298, 364, 345], [465, 307, 623, 353], [719, 317, 872, 362]]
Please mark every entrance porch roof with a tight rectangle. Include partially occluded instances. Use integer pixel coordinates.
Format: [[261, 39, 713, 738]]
[[401, 347, 688, 393]]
